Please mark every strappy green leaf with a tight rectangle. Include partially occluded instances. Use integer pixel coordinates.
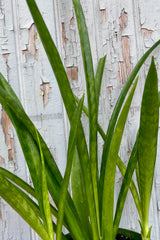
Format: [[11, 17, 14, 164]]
[[102, 77, 138, 239], [72, 0, 100, 236], [0, 173, 49, 240], [137, 57, 159, 239], [57, 96, 85, 240], [36, 129, 54, 239], [99, 40, 160, 208]]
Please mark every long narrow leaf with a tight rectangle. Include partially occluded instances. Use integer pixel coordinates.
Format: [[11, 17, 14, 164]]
[[102, 78, 138, 239], [0, 77, 85, 240], [0, 167, 35, 197], [99, 40, 160, 210], [74, 94, 141, 220], [0, 73, 62, 183], [138, 57, 159, 239], [25, 1, 100, 238], [74, 94, 106, 140], [72, 0, 100, 236], [0, 166, 70, 230], [113, 138, 139, 239], [0, 173, 69, 240], [71, 148, 91, 238], [56, 96, 84, 240], [95, 55, 106, 109], [116, 157, 142, 219], [0, 173, 49, 240], [36, 129, 54, 240]]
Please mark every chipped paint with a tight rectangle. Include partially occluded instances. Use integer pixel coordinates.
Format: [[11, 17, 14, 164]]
[[28, 24, 37, 58], [130, 107, 134, 117], [141, 28, 153, 37], [100, 9, 106, 22], [119, 9, 128, 31], [40, 82, 52, 105], [119, 36, 132, 83], [3, 53, 10, 73], [1, 110, 16, 161], [62, 22, 67, 44], [0, 156, 5, 164], [67, 66, 78, 81], [107, 86, 113, 94], [70, 17, 74, 25], [119, 9, 132, 83], [3, 53, 10, 59]]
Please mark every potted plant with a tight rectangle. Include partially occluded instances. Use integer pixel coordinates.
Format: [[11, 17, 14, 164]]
[[0, 0, 159, 240]]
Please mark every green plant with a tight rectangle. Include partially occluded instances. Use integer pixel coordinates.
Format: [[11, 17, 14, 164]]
[[0, 0, 159, 240]]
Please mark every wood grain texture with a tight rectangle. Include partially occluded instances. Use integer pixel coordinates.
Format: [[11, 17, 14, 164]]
[[0, 0, 160, 239]]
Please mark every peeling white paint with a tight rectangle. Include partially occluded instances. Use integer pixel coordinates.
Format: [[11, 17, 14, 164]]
[[0, 0, 160, 239]]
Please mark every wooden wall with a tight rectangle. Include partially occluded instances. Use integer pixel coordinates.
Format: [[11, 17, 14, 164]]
[[0, 0, 160, 239]]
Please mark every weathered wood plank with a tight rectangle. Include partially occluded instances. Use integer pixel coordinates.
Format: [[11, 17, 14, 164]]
[[0, 0, 160, 239], [0, 0, 66, 239]]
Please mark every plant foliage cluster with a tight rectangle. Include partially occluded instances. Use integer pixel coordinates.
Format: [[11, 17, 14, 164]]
[[0, 1, 160, 240]]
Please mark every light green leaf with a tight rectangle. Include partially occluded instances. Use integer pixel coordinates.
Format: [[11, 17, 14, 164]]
[[36, 129, 54, 240], [0, 76, 85, 240], [0, 173, 49, 240], [0, 167, 35, 197], [72, 0, 100, 236], [25, 1, 99, 238], [116, 156, 142, 220], [137, 57, 159, 239], [57, 96, 86, 240], [0, 81, 81, 240], [102, 77, 138, 239], [113, 138, 139, 239], [99, 40, 160, 211], [74, 94, 106, 140], [0, 166, 63, 227], [95, 55, 106, 109]]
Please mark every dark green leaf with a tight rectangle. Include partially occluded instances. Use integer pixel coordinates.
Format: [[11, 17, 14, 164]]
[[71, 148, 91, 238], [117, 228, 142, 240]]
